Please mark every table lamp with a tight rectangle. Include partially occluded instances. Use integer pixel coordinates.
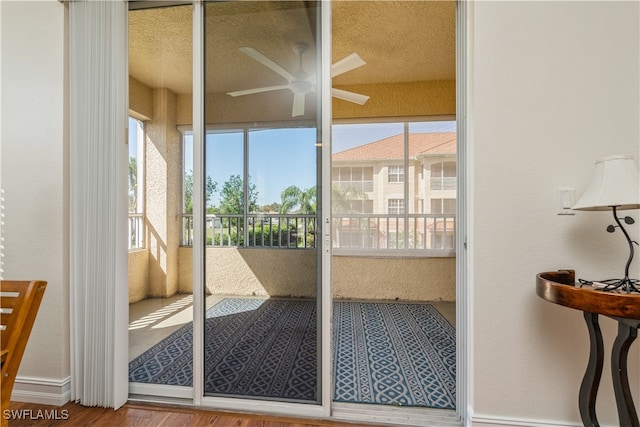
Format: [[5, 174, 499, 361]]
[[572, 155, 640, 292]]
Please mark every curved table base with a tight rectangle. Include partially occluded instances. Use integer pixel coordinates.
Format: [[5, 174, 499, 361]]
[[611, 317, 640, 427], [537, 271, 640, 427], [579, 313, 640, 427], [579, 312, 603, 427]]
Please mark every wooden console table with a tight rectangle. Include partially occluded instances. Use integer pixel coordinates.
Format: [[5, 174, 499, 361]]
[[537, 270, 640, 427]]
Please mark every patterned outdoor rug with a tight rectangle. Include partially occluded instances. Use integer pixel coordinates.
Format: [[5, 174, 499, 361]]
[[129, 299, 456, 408], [333, 302, 456, 408]]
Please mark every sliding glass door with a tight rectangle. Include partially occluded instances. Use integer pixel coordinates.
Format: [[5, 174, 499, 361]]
[[128, 1, 461, 422], [201, 0, 322, 405]]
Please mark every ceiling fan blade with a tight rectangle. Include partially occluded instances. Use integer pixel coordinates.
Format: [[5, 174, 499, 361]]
[[227, 84, 290, 97], [239, 47, 297, 82], [292, 93, 306, 117], [332, 88, 369, 105], [331, 53, 366, 78]]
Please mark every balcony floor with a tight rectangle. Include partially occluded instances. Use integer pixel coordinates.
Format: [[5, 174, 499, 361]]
[[129, 294, 455, 361]]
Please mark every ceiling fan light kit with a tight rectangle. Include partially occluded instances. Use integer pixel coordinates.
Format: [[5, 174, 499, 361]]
[[227, 42, 370, 117]]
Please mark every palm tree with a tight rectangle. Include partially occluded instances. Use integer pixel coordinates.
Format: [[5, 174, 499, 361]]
[[128, 157, 137, 212], [279, 185, 316, 214], [279, 185, 317, 247], [331, 183, 367, 214]]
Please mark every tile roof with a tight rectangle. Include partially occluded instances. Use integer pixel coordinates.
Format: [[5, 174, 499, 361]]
[[332, 132, 456, 161]]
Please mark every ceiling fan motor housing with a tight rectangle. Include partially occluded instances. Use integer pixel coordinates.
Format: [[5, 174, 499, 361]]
[[290, 80, 314, 94], [227, 42, 369, 117]]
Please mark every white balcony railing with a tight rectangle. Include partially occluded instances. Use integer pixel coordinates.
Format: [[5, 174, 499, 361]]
[[128, 213, 144, 250], [332, 213, 456, 252], [182, 214, 316, 249], [333, 181, 374, 193], [430, 177, 457, 191], [180, 213, 455, 253]]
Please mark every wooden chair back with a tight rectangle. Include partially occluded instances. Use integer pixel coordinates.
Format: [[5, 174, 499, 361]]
[[1, 280, 47, 425]]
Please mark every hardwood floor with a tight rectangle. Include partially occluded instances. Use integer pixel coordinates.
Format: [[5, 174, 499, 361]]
[[6, 401, 379, 427]]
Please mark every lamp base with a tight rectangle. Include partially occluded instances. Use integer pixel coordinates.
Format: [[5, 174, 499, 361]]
[[578, 277, 640, 294], [598, 277, 640, 293], [598, 206, 640, 294]]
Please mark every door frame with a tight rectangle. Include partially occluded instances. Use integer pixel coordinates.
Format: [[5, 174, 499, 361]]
[[125, 0, 470, 424]]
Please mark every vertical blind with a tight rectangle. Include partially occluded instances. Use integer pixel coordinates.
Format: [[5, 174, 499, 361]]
[[69, 0, 128, 408]]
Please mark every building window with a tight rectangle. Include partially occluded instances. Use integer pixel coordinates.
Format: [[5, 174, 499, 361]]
[[431, 161, 456, 190], [388, 165, 405, 183], [431, 198, 456, 214], [332, 166, 374, 194], [388, 199, 405, 214], [337, 199, 373, 214]]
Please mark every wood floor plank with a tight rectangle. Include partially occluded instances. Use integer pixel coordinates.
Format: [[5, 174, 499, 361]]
[[6, 402, 377, 427]]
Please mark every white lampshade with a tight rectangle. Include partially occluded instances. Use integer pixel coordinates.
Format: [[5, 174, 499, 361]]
[[572, 155, 640, 211]]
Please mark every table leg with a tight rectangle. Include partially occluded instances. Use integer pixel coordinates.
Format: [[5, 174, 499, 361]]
[[611, 319, 640, 427], [579, 312, 603, 427]]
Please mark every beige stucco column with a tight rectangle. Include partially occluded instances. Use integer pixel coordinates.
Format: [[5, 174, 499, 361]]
[[145, 88, 182, 297]]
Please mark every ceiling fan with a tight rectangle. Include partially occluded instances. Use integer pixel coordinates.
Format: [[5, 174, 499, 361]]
[[227, 42, 370, 117]]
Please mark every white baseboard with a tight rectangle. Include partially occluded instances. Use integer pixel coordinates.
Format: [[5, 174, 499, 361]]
[[470, 414, 582, 427], [332, 402, 461, 426], [11, 376, 71, 406]]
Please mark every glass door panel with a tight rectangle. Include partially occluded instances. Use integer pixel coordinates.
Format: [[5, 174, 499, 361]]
[[127, 2, 194, 398], [330, 0, 457, 413], [203, 0, 321, 403]]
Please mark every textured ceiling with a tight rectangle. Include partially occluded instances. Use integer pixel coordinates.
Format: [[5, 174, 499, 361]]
[[128, 1, 456, 96]]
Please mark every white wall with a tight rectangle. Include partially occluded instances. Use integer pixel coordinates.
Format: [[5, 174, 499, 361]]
[[470, 1, 640, 425], [0, 0, 69, 403]]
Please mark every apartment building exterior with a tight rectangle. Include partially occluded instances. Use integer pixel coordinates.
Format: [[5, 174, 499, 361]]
[[331, 132, 456, 253]]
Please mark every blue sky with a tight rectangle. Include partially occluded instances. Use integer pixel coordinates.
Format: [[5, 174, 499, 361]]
[[180, 128, 317, 207], [128, 117, 141, 159], [205, 128, 317, 207], [129, 118, 456, 207]]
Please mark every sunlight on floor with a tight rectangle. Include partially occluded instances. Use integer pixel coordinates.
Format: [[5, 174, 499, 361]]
[[128, 295, 194, 331], [128, 294, 222, 361]]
